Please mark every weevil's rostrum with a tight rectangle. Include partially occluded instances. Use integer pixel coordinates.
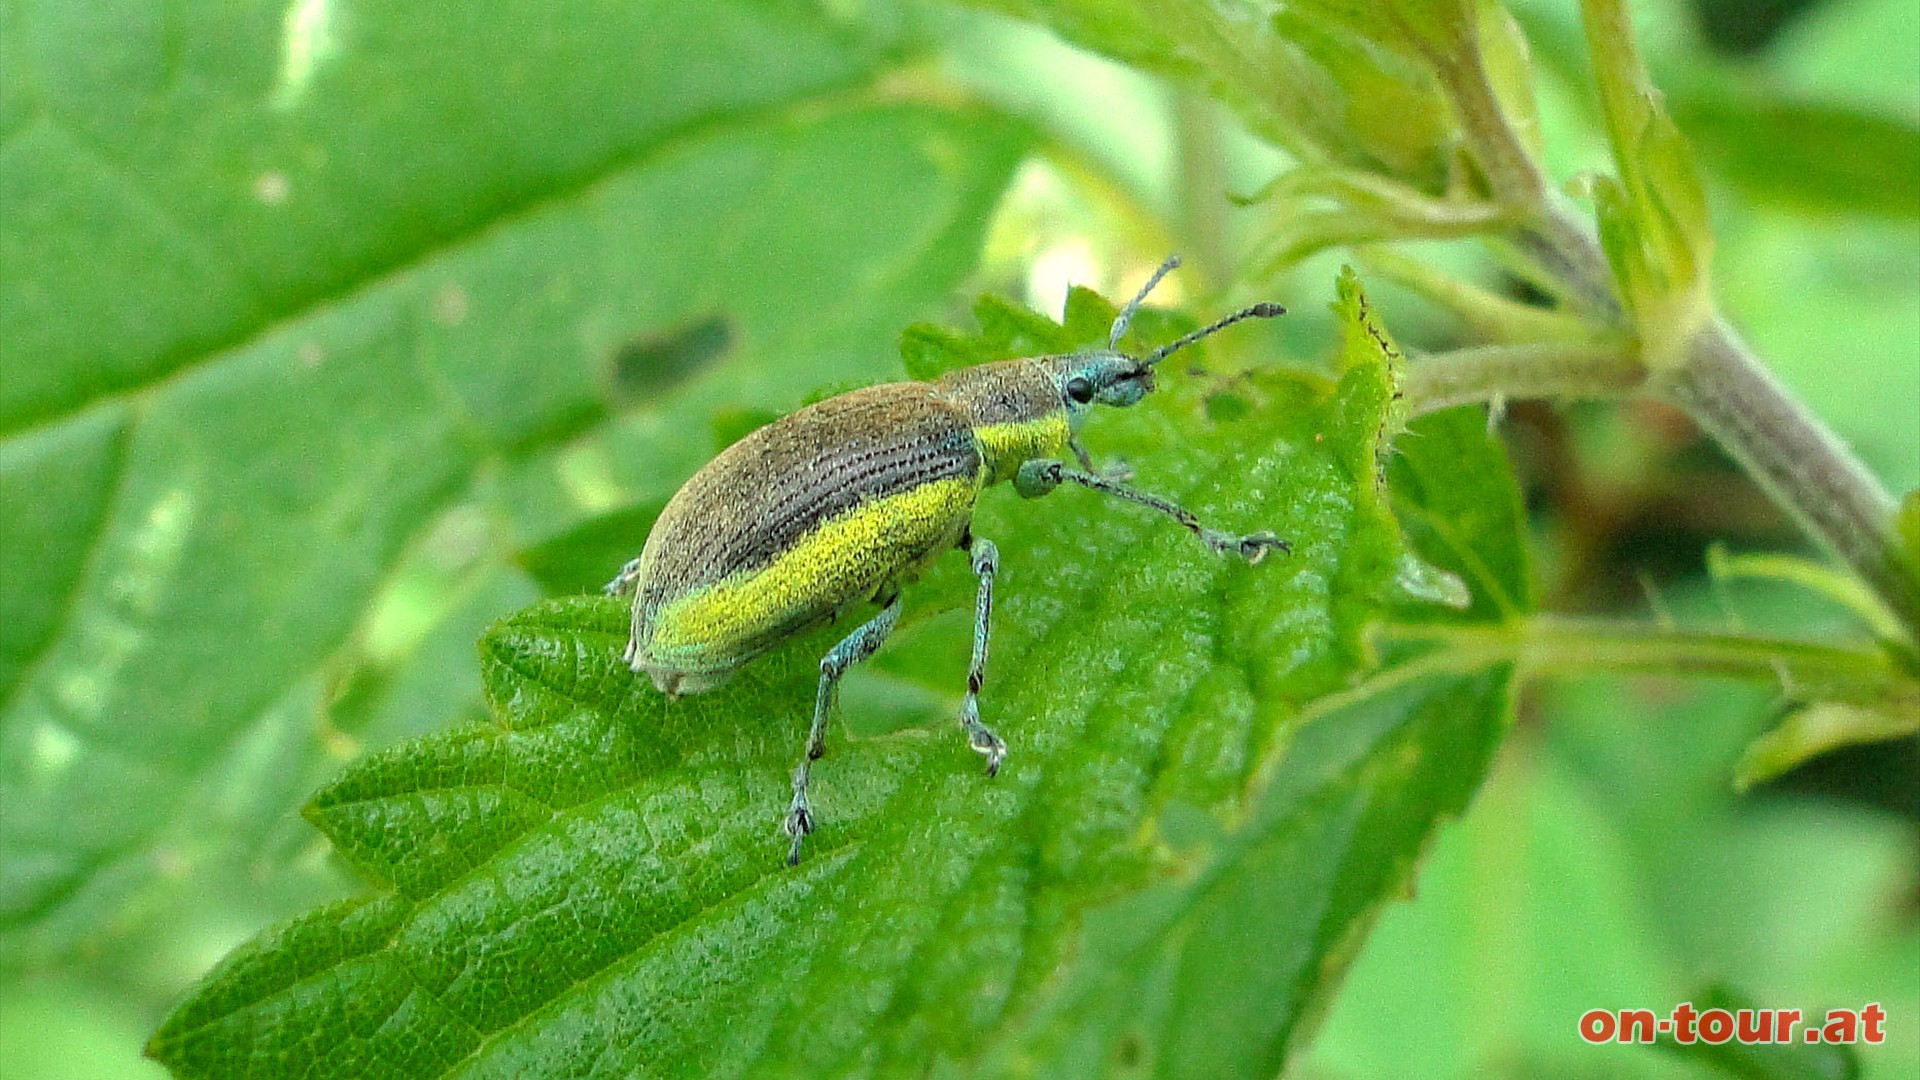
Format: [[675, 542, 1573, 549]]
[[607, 255, 1287, 864]]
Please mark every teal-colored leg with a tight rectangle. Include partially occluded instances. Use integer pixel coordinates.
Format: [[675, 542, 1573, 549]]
[[608, 557, 646, 668], [605, 557, 642, 596], [786, 593, 903, 865], [1014, 459, 1290, 562], [1068, 438, 1132, 483], [960, 535, 1006, 776]]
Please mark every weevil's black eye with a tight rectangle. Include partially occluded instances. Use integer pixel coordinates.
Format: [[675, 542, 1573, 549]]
[[1065, 376, 1095, 405]]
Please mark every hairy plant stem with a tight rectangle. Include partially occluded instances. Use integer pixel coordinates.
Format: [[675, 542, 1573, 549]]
[[1662, 321, 1920, 642], [1405, 343, 1644, 416], [1429, 204, 1920, 647], [1422, 26, 1544, 207], [1358, 246, 1614, 344], [1382, 617, 1913, 701]]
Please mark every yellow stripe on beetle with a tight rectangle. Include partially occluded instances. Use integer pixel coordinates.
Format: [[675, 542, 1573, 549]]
[[973, 414, 1070, 484], [604, 254, 1289, 864], [646, 476, 980, 671]]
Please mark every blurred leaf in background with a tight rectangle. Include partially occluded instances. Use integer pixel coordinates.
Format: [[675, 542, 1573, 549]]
[[1, 0, 1028, 1070]]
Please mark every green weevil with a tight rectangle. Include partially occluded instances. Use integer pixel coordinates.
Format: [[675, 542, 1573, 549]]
[[606, 256, 1287, 863]]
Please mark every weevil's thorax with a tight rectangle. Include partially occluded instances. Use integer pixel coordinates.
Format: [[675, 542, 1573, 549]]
[[934, 358, 1068, 484], [933, 350, 1155, 484]]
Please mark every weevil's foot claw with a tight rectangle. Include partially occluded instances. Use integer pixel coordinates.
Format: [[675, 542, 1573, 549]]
[[1237, 531, 1291, 564], [957, 698, 1007, 776], [968, 727, 1007, 777], [1203, 527, 1290, 563], [783, 802, 814, 865]]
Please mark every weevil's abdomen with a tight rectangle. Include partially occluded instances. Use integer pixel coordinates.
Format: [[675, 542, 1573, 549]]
[[627, 384, 983, 694]]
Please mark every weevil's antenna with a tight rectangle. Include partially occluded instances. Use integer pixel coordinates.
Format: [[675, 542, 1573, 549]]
[[1108, 254, 1183, 349], [1143, 302, 1286, 367]]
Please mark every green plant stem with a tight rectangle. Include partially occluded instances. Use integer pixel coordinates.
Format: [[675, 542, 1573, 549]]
[[1383, 616, 1911, 700], [1580, 0, 1654, 197], [1663, 320, 1920, 643], [1422, 26, 1545, 205], [1506, 208, 1623, 316], [1357, 246, 1615, 344], [1405, 343, 1645, 416], [1478, 210, 1920, 648]]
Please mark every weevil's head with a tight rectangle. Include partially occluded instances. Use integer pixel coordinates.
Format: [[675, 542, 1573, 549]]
[[935, 256, 1283, 477], [1046, 255, 1285, 426], [1044, 351, 1155, 422]]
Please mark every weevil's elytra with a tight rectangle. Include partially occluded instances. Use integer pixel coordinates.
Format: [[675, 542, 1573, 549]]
[[607, 255, 1287, 864]]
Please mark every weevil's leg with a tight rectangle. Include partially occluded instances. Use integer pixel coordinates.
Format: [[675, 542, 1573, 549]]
[[617, 574, 646, 670], [786, 592, 904, 865], [1068, 437, 1133, 483], [1014, 459, 1291, 563], [959, 534, 1006, 776], [604, 557, 643, 597]]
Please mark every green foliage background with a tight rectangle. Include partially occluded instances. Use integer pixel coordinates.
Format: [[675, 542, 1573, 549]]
[[1, 0, 1915, 1078]]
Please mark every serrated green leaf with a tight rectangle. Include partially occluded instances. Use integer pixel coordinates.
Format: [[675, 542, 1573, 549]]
[[149, 271, 1526, 1078], [0, 1, 879, 433], [973, 293, 1082, 353], [1386, 407, 1531, 623], [0, 0, 1031, 969], [900, 284, 1190, 383], [1331, 265, 1410, 455], [973, 663, 1514, 1080], [900, 322, 997, 381]]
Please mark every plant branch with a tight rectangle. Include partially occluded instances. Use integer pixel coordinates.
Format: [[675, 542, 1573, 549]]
[[1662, 321, 1920, 643], [1382, 616, 1914, 702], [1404, 343, 1645, 416], [1503, 207, 1624, 317], [1419, 21, 1546, 206], [1474, 210, 1920, 649], [1357, 246, 1616, 345]]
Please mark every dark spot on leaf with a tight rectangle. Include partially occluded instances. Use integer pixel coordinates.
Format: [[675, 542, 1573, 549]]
[[609, 314, 736, 405], [1205, 391, 1252, 423], [1115, 1031, 1147, 1069]]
